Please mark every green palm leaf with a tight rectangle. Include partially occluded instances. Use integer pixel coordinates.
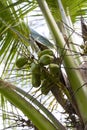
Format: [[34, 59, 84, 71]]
[[0, 0, 34, 74], [46, 0, 87, 22]]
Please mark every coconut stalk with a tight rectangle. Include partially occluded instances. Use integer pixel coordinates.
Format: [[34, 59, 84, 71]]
[[36, 0, 87, 125]]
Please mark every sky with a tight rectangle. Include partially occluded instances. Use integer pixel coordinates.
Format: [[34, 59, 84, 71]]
[[0, 63, 4, 76]]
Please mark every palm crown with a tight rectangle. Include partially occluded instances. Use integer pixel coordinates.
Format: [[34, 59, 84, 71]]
[[0, 0, 87, 130]]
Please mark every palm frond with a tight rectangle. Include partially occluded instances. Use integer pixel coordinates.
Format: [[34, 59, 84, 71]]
[[46, 0, 87, 22], [0, 0, 36, 76]]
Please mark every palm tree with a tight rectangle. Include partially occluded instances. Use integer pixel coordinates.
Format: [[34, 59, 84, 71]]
[[0, 0, 87, 130]]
